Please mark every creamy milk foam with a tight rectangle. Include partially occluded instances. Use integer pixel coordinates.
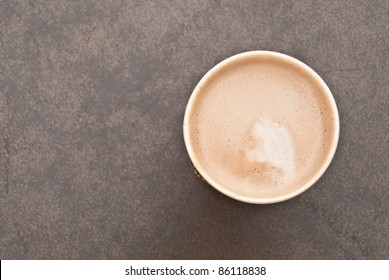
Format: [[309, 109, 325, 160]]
[[186, 53, 337, 200]]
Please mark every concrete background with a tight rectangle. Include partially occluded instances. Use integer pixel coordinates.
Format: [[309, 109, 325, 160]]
[[0, 0, 388, 259]]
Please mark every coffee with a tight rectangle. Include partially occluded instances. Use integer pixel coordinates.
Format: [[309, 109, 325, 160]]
[[184, 52, 339, 203]]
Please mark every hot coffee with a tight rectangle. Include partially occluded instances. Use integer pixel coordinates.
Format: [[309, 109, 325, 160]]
[[183, 51, 339, 203]]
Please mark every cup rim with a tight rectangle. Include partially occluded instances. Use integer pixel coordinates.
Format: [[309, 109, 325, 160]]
[[183, 50, 340, 204]]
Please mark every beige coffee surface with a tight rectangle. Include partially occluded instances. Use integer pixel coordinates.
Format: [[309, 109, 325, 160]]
[[188, 55, 336, 199]]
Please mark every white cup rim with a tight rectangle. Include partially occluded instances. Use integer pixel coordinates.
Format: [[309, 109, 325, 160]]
[[183, 50, 340, 204]]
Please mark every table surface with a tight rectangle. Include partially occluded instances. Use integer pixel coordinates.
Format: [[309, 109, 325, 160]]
[[1, 0, 388, 259]]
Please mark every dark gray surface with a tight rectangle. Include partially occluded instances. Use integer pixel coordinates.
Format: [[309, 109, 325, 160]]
[[0, 0, 388, 259]]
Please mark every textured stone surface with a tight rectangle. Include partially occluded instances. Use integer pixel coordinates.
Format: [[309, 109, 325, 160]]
[[0, 0, 388, 259]]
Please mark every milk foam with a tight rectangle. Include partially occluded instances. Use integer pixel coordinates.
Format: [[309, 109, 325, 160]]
[[247, 117, 295, 181]]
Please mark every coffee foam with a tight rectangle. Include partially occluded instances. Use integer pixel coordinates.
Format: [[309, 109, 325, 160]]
[[249, 117, 295, 180], [187, 54, 336, 199]]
